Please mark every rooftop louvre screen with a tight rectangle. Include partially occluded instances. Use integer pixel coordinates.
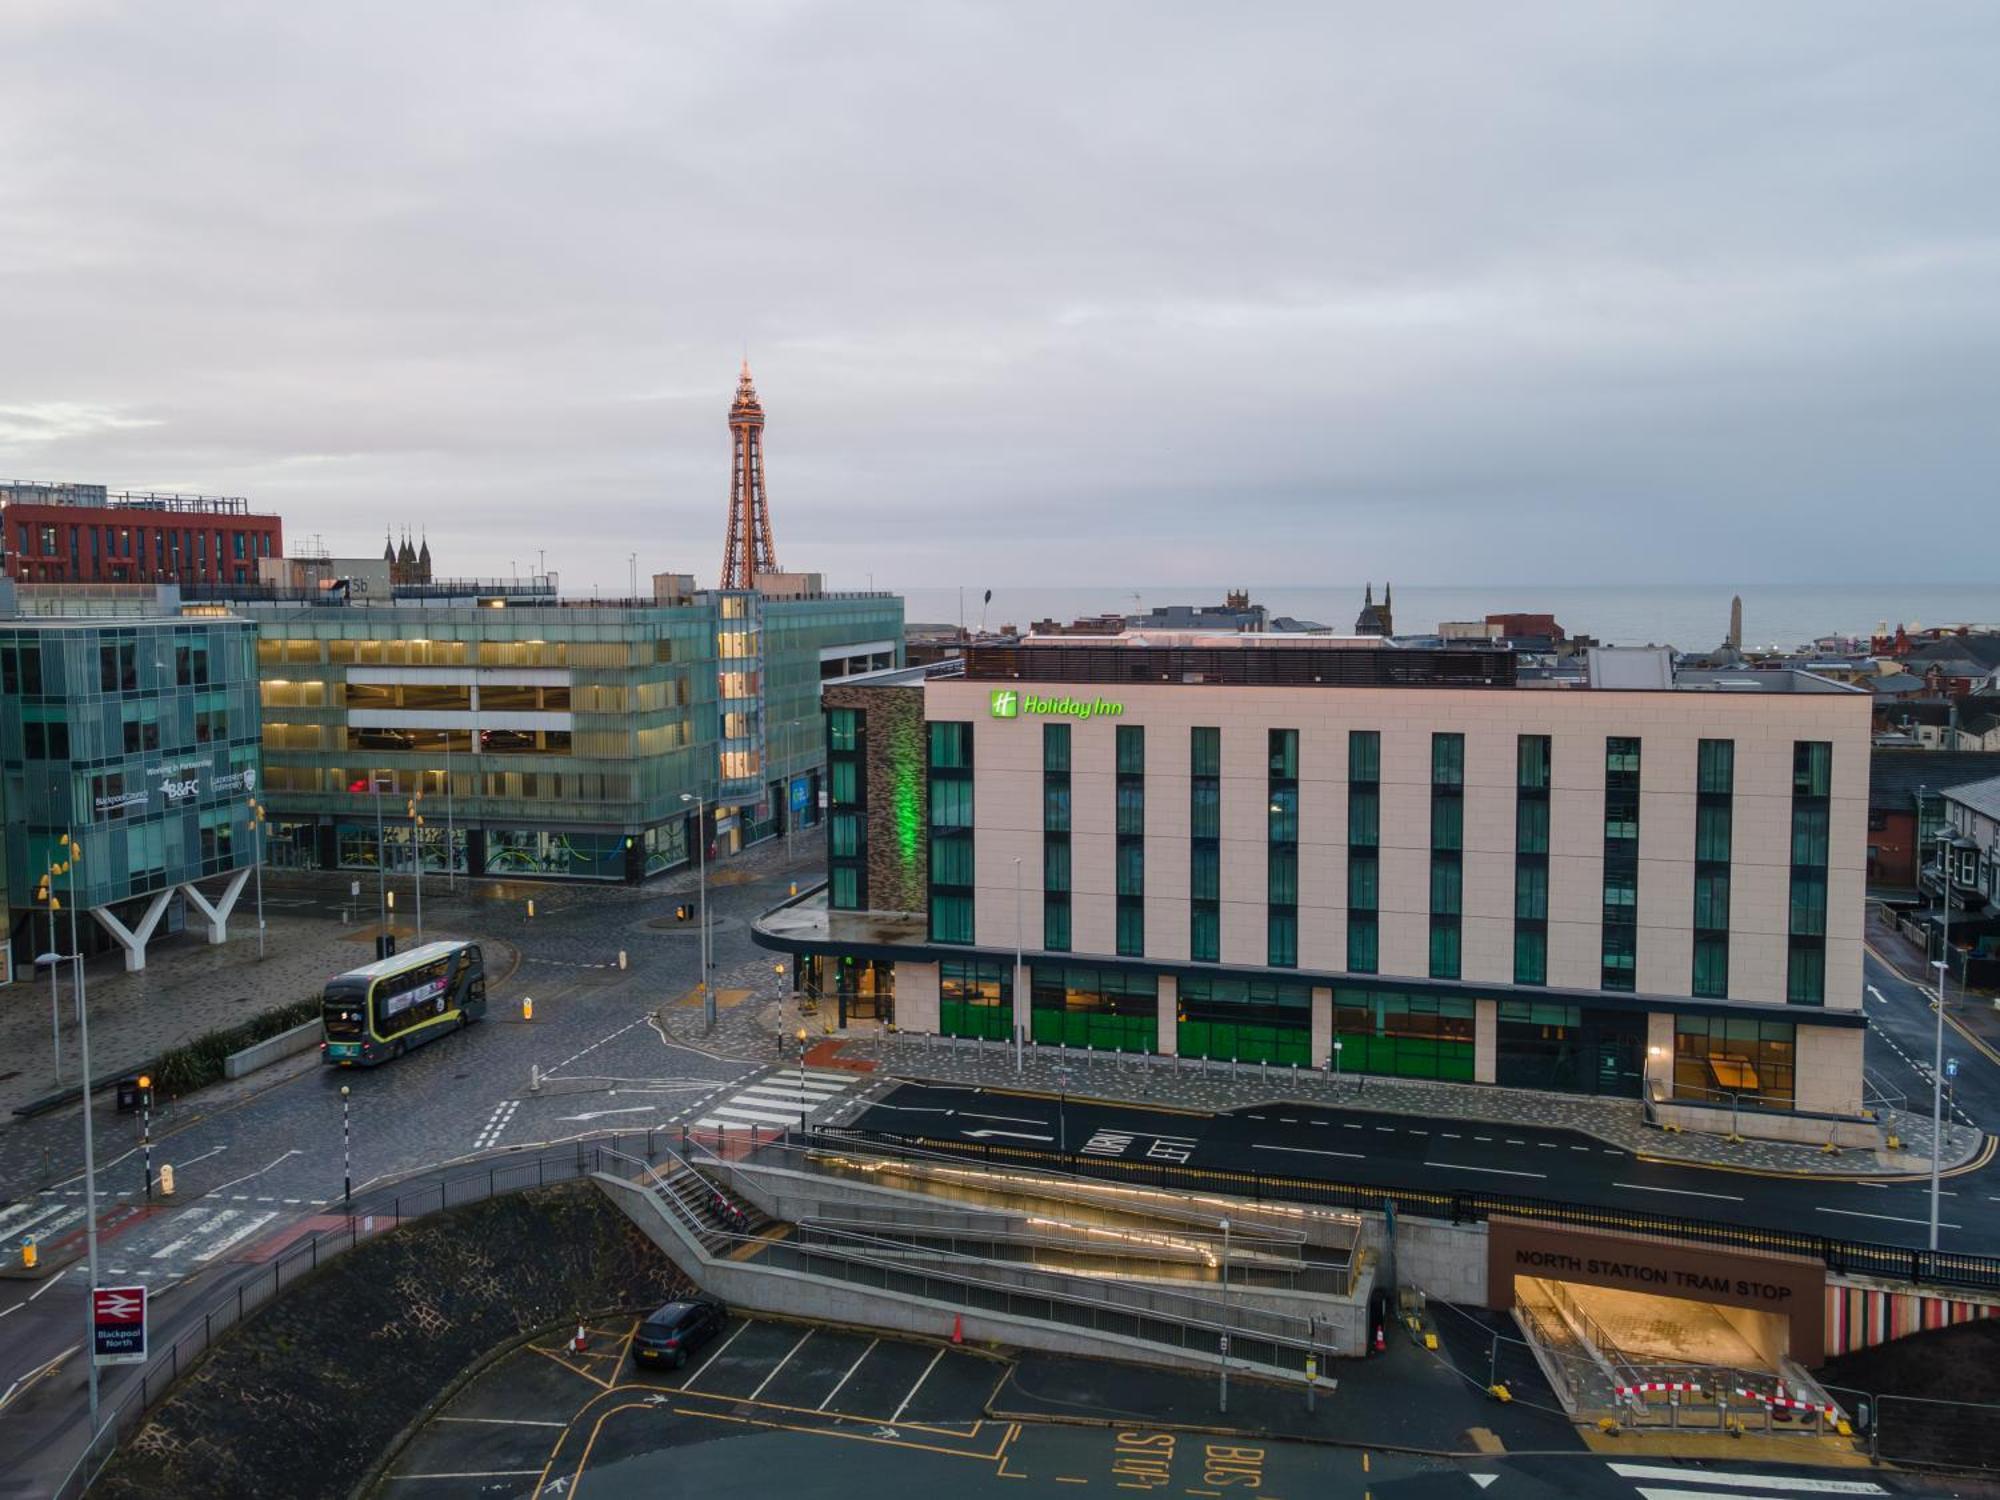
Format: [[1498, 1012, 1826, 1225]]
[[964, 645, 1516, 689]]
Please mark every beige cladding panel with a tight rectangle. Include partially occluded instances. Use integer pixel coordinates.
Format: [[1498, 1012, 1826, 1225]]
[[934, 678, 1869, 1006]]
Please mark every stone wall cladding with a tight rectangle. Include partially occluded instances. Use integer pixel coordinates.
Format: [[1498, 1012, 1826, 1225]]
[[827, 680, 929, 915]]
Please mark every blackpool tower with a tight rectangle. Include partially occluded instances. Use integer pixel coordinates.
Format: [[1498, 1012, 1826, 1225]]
[[718, 360, 780, 590]]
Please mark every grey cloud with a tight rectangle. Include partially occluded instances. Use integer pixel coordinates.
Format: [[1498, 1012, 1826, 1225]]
[[2, 1, 1996, 589]]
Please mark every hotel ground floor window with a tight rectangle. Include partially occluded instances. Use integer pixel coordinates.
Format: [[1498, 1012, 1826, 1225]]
[[1672, 1015, 1796, 1110], [1030, 965, 1156, 1052], [940, 958, 1012, 1041], [1330, 986, 1474, 1081], [1495, 1002, 1644, 1097], [1178, 976, 1311, 1065]]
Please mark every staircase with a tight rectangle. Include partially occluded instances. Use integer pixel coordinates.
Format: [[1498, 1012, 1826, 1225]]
[[651, 1161, 772, 1254]]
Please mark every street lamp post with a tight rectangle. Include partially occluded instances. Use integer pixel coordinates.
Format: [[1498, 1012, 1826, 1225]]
[[248, 797, 267, 960], [1931, 828, 1952, 1253], [1012, 858, 1025, 1074], [407, 789, 426, 947], [62, 836, 102, 1427], [374, 778, 387, 940], [680, 793, 712, 1031], [43, 886, 62, 1083], [1332, 1039, 1343, 1087], [341, 1085, 353, 1207], [1219, 1215, 1231, 1413]]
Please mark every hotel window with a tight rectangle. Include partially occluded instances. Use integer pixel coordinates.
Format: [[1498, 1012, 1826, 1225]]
[[1515, 735, 1551, 985], [1672, 1015, 1796, 1110], [1178, 976, 1312, 1066], [1788, 741, 1832, 1003], [1331, 984, 1476, 1081], [1030, 965, 1157, 1053], [1116, 725, 1144, 956], [1347, 730, 1379, 974], [1191, 727, 1220, 962], [1269, 729, 1298, 968], [1601, 737, 1640, 991], [1429, 733, 1464, 979], [1044, 723, 1071, 952], [1692, 739, 1733, 998], [927, 721, 974, 944], [939, 958, 1013, 1041]]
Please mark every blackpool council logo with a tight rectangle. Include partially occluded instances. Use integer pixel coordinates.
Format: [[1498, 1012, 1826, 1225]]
[[989, 689, 1019, 719]]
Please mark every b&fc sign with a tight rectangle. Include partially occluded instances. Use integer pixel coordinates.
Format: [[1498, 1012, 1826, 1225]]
[[93, 1285, 148, 1366]]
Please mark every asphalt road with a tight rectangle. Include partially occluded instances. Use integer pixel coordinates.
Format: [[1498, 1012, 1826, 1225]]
[[0, 852, 816, 1498], [386, 1312, 1935, 1500]]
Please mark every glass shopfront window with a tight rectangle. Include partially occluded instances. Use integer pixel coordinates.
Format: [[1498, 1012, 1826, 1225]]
[[1030, 965, 1156, 1053], [1331, 985, 1475, 1081], [1673, 1015, 1796, 1110], [1178, 975, 1310, 1065], [1496, 1001, 1644, 1096], [940, 958, 1013, 1041]]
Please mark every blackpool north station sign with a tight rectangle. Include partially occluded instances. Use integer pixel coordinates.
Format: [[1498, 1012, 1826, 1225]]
[[989, 689, 1123, 722]]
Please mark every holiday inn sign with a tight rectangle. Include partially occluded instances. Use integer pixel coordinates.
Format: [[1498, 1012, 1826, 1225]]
[[989, 689, 1124, 721]]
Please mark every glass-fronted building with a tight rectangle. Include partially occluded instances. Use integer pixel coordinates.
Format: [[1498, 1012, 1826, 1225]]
[[240, 590, 901, 882], [2, 608, 262, 975], [756, 641, 1876, 1142]]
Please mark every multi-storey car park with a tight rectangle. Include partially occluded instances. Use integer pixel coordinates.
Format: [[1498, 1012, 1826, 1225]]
[[755, 632, 1873, 1142]]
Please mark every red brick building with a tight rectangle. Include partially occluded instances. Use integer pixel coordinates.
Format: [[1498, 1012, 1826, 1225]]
[[0, 481, 283, 586]]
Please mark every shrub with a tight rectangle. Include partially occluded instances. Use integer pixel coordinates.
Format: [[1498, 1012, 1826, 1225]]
[[153, 997, 322, 1096]]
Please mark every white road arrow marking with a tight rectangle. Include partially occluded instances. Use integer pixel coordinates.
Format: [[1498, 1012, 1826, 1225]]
[[961, 1129, 1053, 1142], [1470, 1478, 1498, 1491], [556, 1106, 659, 1122]]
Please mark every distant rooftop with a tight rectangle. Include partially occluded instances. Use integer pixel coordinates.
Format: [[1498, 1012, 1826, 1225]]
[[1, 480, 265, 517]]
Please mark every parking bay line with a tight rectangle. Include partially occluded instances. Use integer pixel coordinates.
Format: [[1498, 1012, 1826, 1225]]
[[748, 1329, 814, 1403], [676, 1319, 753, 1392], [818, 1337, 880, 1411], [890, 1347, 948, 1425]]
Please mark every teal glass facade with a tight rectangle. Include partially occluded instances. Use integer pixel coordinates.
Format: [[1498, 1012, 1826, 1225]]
[[243, 592, 900, 883], [3, 615, 261, 962]]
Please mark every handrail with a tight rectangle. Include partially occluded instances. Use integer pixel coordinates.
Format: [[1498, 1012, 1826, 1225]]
[[811, 1126, 2000, 1296]]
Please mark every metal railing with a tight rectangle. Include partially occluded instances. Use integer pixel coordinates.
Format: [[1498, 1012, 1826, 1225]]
[[52, 1138, 631, 1500], [813, 1126, 2000, 1296]]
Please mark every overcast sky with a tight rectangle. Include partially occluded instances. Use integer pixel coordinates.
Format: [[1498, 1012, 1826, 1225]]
[[3, 2, 1995, 592]]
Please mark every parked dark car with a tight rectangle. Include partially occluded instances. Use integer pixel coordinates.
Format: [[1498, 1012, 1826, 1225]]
[[632, 1298, 726, 1369]]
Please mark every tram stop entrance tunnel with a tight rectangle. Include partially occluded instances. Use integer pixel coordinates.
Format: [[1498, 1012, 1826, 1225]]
[[1487, 1216, 1827, 1374]]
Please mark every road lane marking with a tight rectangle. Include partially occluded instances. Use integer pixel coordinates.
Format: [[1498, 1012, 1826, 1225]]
[[194, 1210, 279, 1262], [1816, 1207, 1960, 1230], [437, 1416, 568, 1428], [1426, 1162, 1546, 1179], [1251, 1144, 1364, 1161], [203, 1148, 303, 1198], [1612, 1182, 1744, 1202], [890, 1347, 948, 1424], [1608, 1463, 1886, 1493], [960, 1111, 1044, 1125], [818, 1337, 880, 1411]]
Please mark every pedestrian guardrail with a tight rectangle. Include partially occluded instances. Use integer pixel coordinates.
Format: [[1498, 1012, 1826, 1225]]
[[810, 1125, 2000, 1296]]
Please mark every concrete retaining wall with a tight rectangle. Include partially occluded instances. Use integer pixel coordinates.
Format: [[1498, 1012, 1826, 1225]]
[[594, 1172, 1353, 1373], [223, 1019, 322, 1080], [1361, 1212, 1489, 1305]]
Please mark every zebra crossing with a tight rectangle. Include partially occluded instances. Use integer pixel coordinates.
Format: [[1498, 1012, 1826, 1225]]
[[0, 1195, 292, 1281], [1603, 1462, 1886, 1499], [691, 1067, 861, 1131]]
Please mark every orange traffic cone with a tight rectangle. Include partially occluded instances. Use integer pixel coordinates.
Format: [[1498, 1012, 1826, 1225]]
[[1373, 1324, 1385, 1354], [573, 1324, 588, 1353], [952, 1314, 964, 1345]]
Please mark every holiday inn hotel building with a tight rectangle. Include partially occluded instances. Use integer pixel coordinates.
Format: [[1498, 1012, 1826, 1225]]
[[756, 636, 1873, 1139]]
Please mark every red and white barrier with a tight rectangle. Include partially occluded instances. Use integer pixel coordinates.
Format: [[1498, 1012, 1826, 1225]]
[[1619, 1381, 1702, 1398], [1733, 1385, 1837, 1418]]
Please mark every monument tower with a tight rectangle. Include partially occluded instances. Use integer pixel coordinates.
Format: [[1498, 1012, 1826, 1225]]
[[719, 360, 781, 590]]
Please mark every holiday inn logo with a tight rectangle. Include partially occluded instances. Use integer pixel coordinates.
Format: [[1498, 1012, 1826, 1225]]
[[988, 688, 1123, 721]]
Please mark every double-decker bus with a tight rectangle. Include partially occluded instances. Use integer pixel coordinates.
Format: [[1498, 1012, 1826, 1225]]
[[321, 940, 486, 1067]]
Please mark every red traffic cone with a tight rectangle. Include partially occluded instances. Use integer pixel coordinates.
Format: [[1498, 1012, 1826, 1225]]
[[1373, 1324, 1385, 1354], [572, 1324, 588, 1353], [952, 1314, 964, 1345]]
